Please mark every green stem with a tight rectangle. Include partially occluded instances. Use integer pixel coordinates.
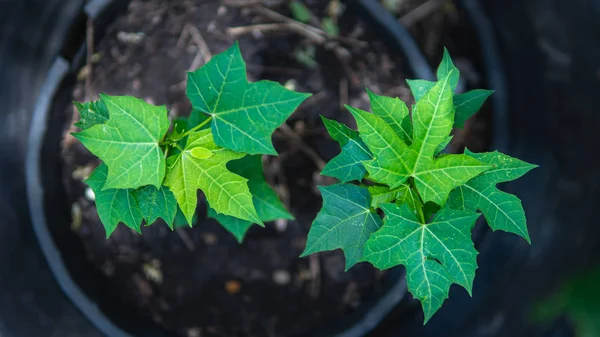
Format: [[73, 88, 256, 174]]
[[409, 180, 426, 224], [415, 199, 426, 224], [174, 116, 212, 141], [163, 144, 170, 159]]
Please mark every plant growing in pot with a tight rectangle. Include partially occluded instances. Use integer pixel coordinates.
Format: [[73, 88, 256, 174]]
[[73, 40, 536, 327], [302, 49, 537, 323], [50, 1, 542, 336], [72, 42, 307, 240]]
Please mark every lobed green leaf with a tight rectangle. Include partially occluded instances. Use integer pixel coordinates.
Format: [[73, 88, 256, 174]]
[[186, 42, 311, 155], [363, 203, 480, 323], [448, 150, 537, 243], [73, 95, 170, 190]]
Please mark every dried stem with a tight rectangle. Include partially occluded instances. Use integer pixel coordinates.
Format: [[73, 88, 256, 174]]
[[400, 0, 446, 27], [278, 123, 326, 171], [85, 18, 94, 100]]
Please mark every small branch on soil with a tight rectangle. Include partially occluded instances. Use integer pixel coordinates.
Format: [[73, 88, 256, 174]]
[[85, 18, 94, 100], [184, 24, 213, 70], [269, 154, 291, 232], [254, 6, 326, 43], [223, 0, 262, 7], [176, 228, 196, 251], [171, 24, 213, 90], [278, 123, 326, 171], [226, 2, 365, 88], [246, 64, 304, 76], [308, 254, 321, 298], [339, 77, 348, 109], [400, 0, 446, 27], [228, 23, 321, 43]]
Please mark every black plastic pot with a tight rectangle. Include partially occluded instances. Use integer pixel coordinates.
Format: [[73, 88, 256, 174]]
[[2, 0, 600, 336]]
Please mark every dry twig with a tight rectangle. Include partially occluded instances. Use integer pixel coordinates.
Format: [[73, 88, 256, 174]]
[[278, 123, 326, 171], [183, 24, 213, 70], [85, 18, 94, 100], [308, 254, 321, 298], [176, 228, 196, 251], [400, 0, 446, 27]]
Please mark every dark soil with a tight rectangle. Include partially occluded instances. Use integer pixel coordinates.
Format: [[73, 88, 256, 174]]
[[59, 0, 491, 336]]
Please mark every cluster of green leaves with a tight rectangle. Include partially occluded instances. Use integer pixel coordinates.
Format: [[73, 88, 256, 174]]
[[302, 50, 537, 323], [73, 42, 309, 241]]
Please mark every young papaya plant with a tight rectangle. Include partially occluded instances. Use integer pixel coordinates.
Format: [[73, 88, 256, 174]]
[[301, 49, 537, 323], [72, 42, 311, 242]]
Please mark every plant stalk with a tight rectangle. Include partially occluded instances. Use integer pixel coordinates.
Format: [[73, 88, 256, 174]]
[[409, 180, 426, 224], [175, 115, 213, 141]]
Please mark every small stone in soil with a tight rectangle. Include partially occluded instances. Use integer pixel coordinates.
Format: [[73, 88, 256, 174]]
[[100, 260, 115, 277], [134, 274, 153, 298], [143, 259, 163, 284], [225, 280, 241, 294], [343, 281, 361, 308], [84, 187, 95, 201], [117, 31, 145, 44], [285, 79, 297, 91], [71, 203, 82, 232], [275, 218, 288, 232], [187, 327, 202, 337], [297, 268, 312, 281], [203, 233, 217, 245], [273, 269, 292, 285], [72, 165, 93, 181]]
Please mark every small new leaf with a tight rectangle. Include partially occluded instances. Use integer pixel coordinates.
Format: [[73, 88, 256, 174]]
[[190, 146, 213, 159], [74, 95, 170, 190], [448, 150, 537, 243], [406, 50, 492, 129], [186, 42, 311, 155], [437, 48, 460, 92], [301, 184, 382, 270], [363, 203, 480, 323]]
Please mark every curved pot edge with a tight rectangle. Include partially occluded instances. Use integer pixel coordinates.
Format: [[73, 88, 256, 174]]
[[26, 55, 134, 337]]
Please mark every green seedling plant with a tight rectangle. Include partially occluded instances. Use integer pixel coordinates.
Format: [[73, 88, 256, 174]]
[[73, 40, 536, 324], [73, 42, 310, 242], [301, 50, 537, 323]]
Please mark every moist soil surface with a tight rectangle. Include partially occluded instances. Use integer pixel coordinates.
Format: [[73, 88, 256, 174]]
[[59, 0, 490, 336]]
